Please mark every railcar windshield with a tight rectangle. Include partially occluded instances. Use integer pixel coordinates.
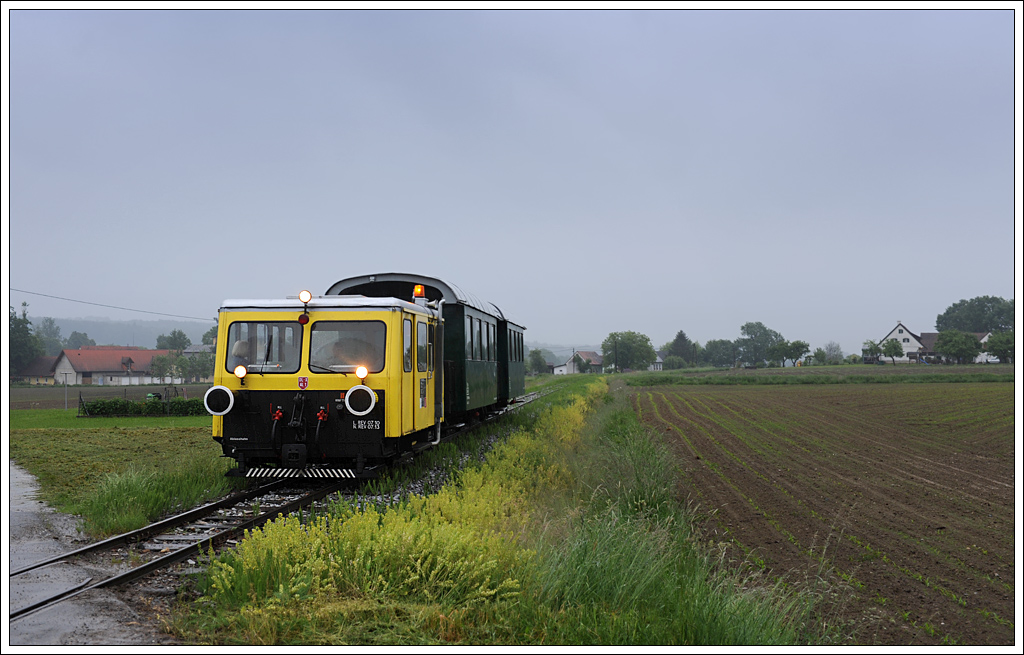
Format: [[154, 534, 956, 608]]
[[309, 321, 386, 374], [225, 321, 302, 373]]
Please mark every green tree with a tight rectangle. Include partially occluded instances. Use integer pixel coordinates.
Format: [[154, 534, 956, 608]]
[[663, 330, 694, 362], [175, 355, 192, 382], [34, 317, 64, 356], [156, 329, 191, 353], [663, 355, 686, 370], [202, 324, 219, 346], [9, 304, 44, 374], [936, 296, 1014, 333], [703, 339, 735, 367], [984, 331, 1014, 363], [736, 322, 783, 365], [572, 353, 591, 374], [150, 355, 172, 381], [528, 349, 548, 375], [192, 350, 216, 380], [812, 347, 827, 366], [881, 338, 904, 366], [823, 341, 844, 364], [601, 331, 656, 372], [767, 340, 790, 367], [862, 339, 883, 361], [772, 340, 810, 367], [66, 331, 96, 349], [538, 349, 559, 365], [691, 341, 705, 365], [934, 329, 982, 364]]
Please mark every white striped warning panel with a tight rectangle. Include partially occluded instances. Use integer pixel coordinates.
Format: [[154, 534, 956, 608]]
[[244, 468, 357, 478]]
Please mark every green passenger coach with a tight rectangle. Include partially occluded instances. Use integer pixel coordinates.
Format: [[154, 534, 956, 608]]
[[325, 273, 526, 419]]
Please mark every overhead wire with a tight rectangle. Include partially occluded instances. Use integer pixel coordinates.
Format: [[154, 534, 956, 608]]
[[9, 288, 216, 322]]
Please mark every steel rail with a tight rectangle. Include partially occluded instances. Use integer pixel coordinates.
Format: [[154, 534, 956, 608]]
[[10, 480, 349, 622], [11, 480, 290, 578]]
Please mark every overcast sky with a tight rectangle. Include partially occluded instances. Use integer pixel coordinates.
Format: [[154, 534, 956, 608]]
[[6, 8, 1020, 357]]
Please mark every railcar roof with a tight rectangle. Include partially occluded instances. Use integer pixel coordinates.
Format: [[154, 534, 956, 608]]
[[219, 296, 431, 315], [325, 272, 510, 321]]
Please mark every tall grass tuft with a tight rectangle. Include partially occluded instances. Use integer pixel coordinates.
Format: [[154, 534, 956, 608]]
[[77, 450, 234, 535]]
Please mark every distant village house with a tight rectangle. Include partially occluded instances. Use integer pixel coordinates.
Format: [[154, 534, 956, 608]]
[[51, 346, 185, 385], [869, 321, 995, 364]]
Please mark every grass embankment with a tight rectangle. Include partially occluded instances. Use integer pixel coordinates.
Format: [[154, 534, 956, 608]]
[[9, 410, 236, 536], [170, 378, 836, 645]]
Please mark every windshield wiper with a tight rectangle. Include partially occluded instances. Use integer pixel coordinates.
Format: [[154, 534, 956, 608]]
[[308, 363, 347, 375], [259, 333, 273, 376]]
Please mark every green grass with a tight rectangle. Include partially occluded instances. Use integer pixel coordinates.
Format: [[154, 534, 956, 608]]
[[9, 409, 235, 536], [170, 377, 838, 645], [9, 408, 213, 430]]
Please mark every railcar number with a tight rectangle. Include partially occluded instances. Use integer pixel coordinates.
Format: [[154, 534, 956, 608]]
[[352, 420, 381, 430]]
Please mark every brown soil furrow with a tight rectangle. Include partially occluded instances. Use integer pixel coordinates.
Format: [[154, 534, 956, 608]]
[[631, 384, 1015, 646]]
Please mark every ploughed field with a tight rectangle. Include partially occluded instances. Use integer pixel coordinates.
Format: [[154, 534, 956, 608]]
[[633, 383, 1014, 646]]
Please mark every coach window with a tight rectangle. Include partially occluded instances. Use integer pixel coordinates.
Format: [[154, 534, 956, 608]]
[[475, 318, 483, 361], [417, 322, 428, 372], [404, 319, 412, 372], [466, 316, 473, 359]]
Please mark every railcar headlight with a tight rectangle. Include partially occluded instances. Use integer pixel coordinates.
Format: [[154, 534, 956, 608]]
[[204, 385, 236, 416], [234, 365, 247, 380], [344, 384, 377, 416], [299, 289, 312, 303], [356, 365, 368, 380]]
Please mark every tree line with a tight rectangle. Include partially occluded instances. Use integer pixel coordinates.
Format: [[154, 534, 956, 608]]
[[524, 295, 1014, 375], [8, 303, 221, 382]]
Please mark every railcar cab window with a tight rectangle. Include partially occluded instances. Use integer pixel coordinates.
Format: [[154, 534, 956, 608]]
[[226, 321, 302, 374], [309, 321, 386, 374], [404, 319, 413, 372], [417, 322, 428, 372]]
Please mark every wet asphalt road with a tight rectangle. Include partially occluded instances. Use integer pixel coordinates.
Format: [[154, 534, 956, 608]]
[[6, 462, 163, 647]]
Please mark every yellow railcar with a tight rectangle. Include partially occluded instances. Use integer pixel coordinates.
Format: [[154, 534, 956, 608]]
[[204, 291, 442, 478]]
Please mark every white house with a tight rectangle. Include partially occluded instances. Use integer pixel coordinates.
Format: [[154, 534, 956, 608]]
[[875, 322, 994, 363], [53, 346, 183, 385], [554, 350, 603, 375]]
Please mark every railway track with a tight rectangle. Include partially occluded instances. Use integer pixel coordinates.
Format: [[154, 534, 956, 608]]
[[9, 383, 561, 623], [10, 480, 350, 621]]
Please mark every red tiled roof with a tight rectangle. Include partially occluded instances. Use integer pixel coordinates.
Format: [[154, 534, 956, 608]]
[[59, 348, 175, 373], [572, 350, 603, 365]]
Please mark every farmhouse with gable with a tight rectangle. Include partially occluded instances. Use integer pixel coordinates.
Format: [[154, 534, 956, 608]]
[[554, 350, 604, 375], [53, 346, 183, 385], [874, 322, 994, 364]]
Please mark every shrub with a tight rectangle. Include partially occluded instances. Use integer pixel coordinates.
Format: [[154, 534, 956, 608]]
[[82, 396, 205, 417]]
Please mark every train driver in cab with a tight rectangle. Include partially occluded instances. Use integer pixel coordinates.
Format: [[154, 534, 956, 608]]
[[330, 338, 374, 368], [229, 340, 250, 368]]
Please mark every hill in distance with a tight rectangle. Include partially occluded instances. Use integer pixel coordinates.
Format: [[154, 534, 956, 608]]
[[33, 316, 215, 350]]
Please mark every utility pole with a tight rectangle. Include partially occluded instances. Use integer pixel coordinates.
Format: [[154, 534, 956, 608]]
[[62, 372, 69, 410]]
